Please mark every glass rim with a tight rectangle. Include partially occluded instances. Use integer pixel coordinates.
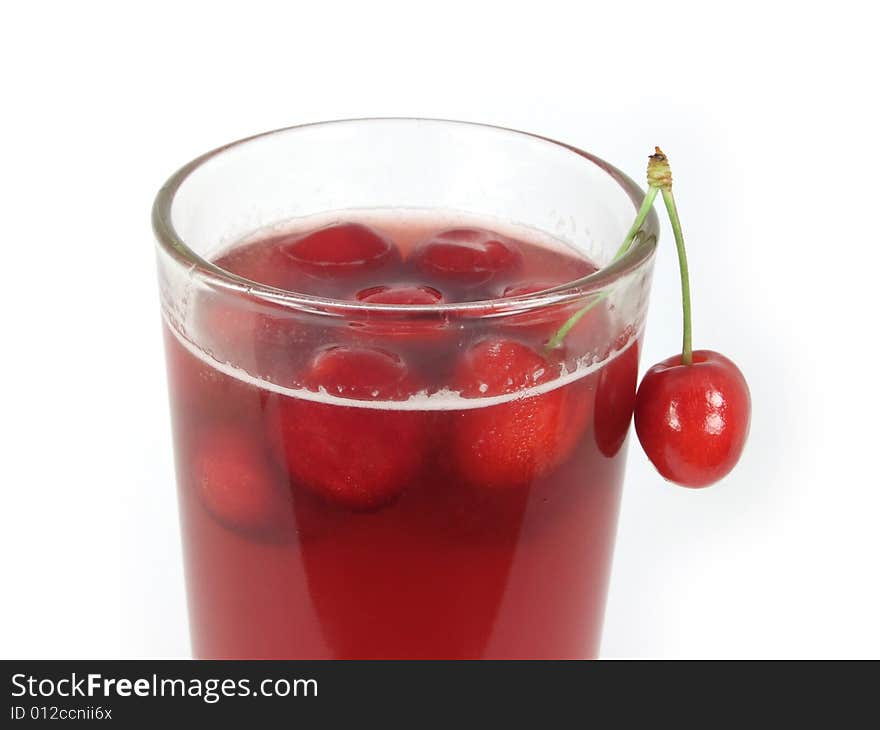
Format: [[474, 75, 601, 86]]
[[152, 118, 659, 316]]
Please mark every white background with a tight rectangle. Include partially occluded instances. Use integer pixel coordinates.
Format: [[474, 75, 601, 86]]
[[2, 0, 878, 659]]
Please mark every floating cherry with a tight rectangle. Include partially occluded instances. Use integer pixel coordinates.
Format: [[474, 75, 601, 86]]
[[411, 228, 522, 291]]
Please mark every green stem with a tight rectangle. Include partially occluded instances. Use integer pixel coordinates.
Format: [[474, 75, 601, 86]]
[[660, 187, 693, 365], [545, 186, 658, 352], [547, 147, 695, 368], [612, 185, 660, 261], [544, 291, 608, 352]]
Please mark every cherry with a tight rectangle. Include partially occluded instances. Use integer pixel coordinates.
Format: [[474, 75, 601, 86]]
[[264, 345, 428, 510], [551, 372, 597, 467], [411, 228, 522, 289], [632, 148, 750, 486], [486, 283, 608, 464], [277, 222, 399, 278], [635, 350, 750, 487], [348, 284, 449, 343], [356, 284, 444, 305], [549, 147, 751, 487], [191, 424, 289, 534], [500, 283, 565, 340], [300, 345, 415, 399], [450, 338, 566, 489], [454, 338, 552, 398], [594, 339, 640, 457]]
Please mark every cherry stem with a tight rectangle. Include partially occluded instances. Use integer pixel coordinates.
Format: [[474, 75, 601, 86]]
[[613, 185, 660, 260], [544, 185, 659, 352], [546, 147, 694, 367], [660, 186, 693, 365]]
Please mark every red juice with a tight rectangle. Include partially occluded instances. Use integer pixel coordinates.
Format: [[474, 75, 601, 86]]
[[163, 211, 640, 659]]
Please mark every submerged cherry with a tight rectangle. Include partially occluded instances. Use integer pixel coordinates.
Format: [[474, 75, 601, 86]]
[[356, 284, 444, 305], [300, 345, 414, 399], [450, 338, 568, 489], [192, 424, 288, 534], [594, 339, 640, 457], [350, 284, 449, 343], [264, 345, 428, 510], [635, 350, 750, 487]]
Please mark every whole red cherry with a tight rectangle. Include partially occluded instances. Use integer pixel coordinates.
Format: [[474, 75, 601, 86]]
[[594, 338, 640, 458], [349, 283, 449, 343], [191, 423, 290, 535], [410, 228, 522, 291], [449, 338, 567, 489], [278, 222, 399, 277], [264, 345, 429, 510], [539, 148, 752, 487], [634, 350, 750, 488]]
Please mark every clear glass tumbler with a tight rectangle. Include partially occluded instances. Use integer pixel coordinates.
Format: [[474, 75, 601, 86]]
[[153, 119, 658, 658]]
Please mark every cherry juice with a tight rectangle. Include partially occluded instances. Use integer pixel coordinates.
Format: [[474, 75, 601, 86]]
[[163, 211, 640, 659]]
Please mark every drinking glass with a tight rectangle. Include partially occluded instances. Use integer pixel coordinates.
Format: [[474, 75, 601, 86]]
[[153, 119, 658, 658]]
